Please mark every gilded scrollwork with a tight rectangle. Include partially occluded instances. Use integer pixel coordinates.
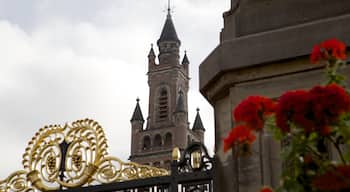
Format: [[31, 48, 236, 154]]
[[0, 171, 34, 192], [0, 118, 169, 192], [95, 157, 168, 183]]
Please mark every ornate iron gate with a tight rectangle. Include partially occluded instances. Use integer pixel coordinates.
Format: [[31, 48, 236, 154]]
[[52, 142, 214, 192], [0, 119, 214, 192]]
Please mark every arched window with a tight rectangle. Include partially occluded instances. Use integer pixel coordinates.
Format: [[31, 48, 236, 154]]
[[154, 134, 162, 147], [157, 88, 169, 121], [143, 136, 151, 150], [164, 133, 172, 147]]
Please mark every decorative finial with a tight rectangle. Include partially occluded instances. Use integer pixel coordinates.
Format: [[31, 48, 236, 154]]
[[196, 108, 200, 112], [184, 50, 187, 55], [172, 147, 181, 161], [166, 0, 174, 18], [151, 43, 153, 48], [136, 97, 140, 102], [168, 0, 171, 14]]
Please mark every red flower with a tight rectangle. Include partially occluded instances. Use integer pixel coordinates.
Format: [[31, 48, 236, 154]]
[[310, 84, 350, 128], [223, 125, 256, 153], [233, 96, 275, 131], [312, 165, 350, 191], [275, 90, 314, 133], [310, 38, 346, 64], [260, 186, 273, 192], [322, 39, 347, 60], [275, 84, 350, 135], [310, 44, 324, 63]]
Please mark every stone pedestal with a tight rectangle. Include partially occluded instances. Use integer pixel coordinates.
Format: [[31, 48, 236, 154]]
[[199, 0, 350, 191], [237, 141, 262, 192]]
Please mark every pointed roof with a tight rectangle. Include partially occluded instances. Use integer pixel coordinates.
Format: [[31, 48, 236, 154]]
[[157, 11, 181, 45], [175, 91, 186, 113], [182, 51, 189, 64], [131, 98, 144, 122], [148, 44, 155, 57], [192, 108, 205, 131]]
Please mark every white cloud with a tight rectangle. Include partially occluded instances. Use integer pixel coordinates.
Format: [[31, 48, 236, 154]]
[[0, 0, 230, 178]]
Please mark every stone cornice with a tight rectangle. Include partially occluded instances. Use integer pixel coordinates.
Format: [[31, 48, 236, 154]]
[[199, 14, 350, 102]]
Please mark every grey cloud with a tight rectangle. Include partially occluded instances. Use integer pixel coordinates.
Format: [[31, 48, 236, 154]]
[[0, 0, 37, 29]]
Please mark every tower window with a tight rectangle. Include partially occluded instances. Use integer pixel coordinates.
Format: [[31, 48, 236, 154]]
[[154, 134, 162, 147], [157, 88, 169, 121], [164, 133, 172, 147], [143, 136, 151, 150]]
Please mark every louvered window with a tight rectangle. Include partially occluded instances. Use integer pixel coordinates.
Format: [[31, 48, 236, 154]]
[[158, 88, 169, 121]]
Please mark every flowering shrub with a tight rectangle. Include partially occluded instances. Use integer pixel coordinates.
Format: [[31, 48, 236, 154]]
[[224, 39, 350, 192]]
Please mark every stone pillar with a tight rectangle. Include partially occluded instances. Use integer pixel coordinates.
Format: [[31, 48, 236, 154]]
[[237, 140, 262, 192], [199, 1, 350, 191], [213, 96, 236, 192]]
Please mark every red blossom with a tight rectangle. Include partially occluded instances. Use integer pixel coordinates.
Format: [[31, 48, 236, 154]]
[[260, 186, 273, 192], [223, 125, 256, 153], [310, 44, 324, 63], [310, 84, 350, 127], [310, 38, 346, 64], [322, 39, 347, 60], [275, 84, 350, 135], [233, 96, 275, 131], [312, 165, 350, 191], [275, 90, 314, 133]]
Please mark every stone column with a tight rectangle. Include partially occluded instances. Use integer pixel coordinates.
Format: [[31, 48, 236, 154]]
[[199, 1, 350, 191]]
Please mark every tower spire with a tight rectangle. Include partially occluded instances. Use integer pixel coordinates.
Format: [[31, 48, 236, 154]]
[[148, 43, 155, 57], [157, 0, 180, 45], [192, 108, 205, 131], [182, 50, 189, 65], [130, 98, 144, 122]]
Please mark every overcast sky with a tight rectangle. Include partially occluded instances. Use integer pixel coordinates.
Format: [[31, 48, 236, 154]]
[[0, 0, 229, 178]]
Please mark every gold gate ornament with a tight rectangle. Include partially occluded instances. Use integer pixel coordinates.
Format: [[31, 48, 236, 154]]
[[0, 119, 168, 192]]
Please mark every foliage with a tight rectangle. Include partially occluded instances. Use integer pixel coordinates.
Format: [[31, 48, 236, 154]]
[[224, 38, 350, 192]]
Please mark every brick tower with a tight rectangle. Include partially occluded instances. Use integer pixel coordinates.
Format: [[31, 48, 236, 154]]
[[129, 8, 205, 169]]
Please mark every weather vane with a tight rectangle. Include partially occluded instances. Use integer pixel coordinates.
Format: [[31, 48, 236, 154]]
[[164, 0, 174, 14], [168, 0, 171, 12]]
